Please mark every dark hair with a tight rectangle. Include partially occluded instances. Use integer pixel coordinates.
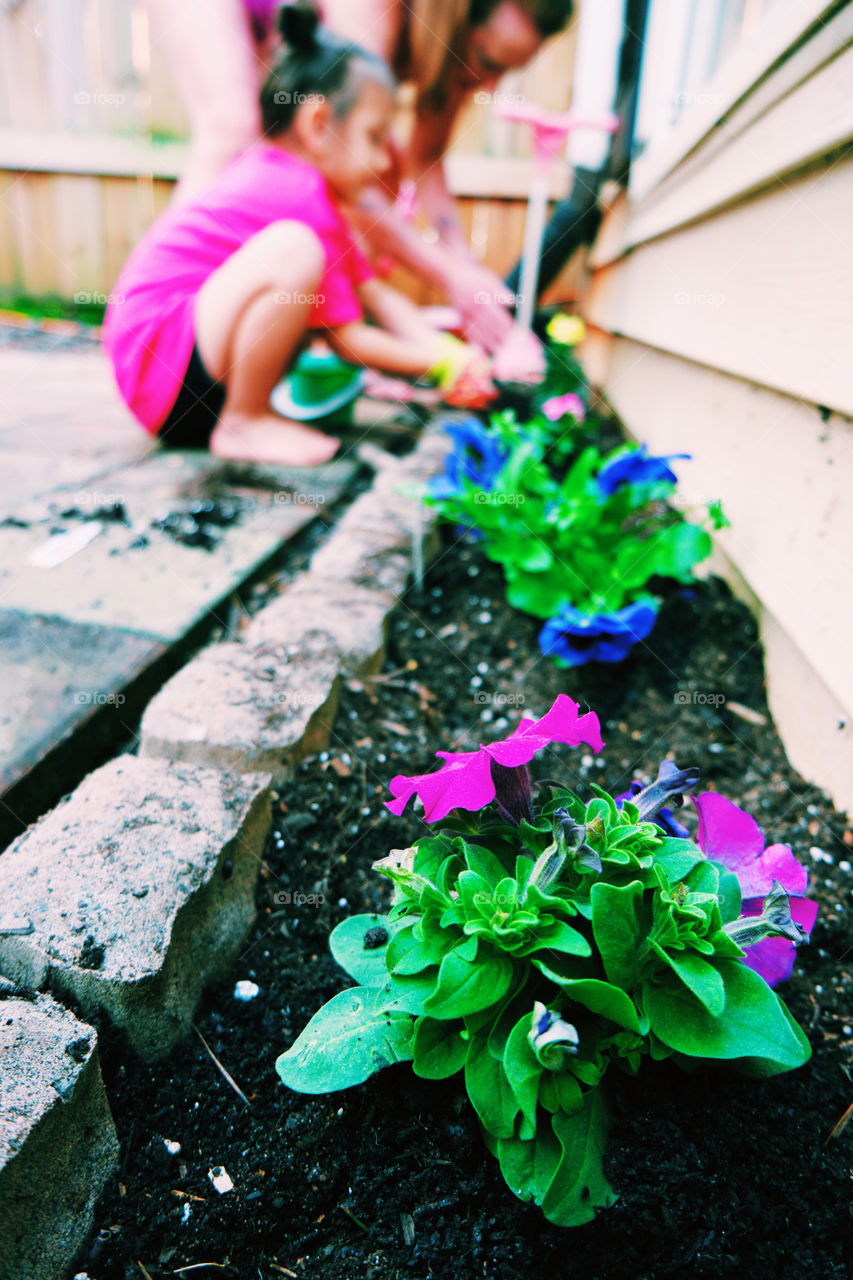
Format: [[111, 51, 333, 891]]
[[261, 1, 394, 135], [469, 0, 573, 36], [411, 0, 574, 113]]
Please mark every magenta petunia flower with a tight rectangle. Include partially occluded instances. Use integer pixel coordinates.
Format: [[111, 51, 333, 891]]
[[386, 694, 604, 824], [541, 392, 586, 422], [693, 791, 818, 987]]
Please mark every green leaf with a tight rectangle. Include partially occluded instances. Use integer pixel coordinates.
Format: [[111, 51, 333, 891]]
[[654, 839, 707, 882], [651, 945, 726, 1017], [541, 1090, 616, 1226], [535, 971, 643, 1034], [643, 960, 812, 1070], [465, 1031, 519, 1138], [385, 920, 448, 976], [503, 1015, 543, 1139], [330, 914, 403, 986], [648, 521, 712, 581], [590, 880, 646, 988], [516, 541, 554, 572], [539, 1070, 584, 1115], [423, 942, 515, 1019], [412, 1016, 467, 1079], [465, 842, 512, 887], [275, 987, 413, 1094], [379, 971, 439, 1017], [515, 918, 592, 959], [493, 1124, 562, 1207]]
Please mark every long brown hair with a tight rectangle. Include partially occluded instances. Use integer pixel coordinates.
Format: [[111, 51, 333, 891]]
[[407, 0, 574, 110]]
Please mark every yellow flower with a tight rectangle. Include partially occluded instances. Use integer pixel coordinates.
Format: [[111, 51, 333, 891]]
[[546, 314, 586, 346]]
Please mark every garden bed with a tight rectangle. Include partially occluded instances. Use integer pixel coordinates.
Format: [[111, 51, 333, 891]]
[[84, 530, 853, 1280]]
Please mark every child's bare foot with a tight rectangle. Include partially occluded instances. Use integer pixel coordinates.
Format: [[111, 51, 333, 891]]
[[210, 412, 340, 466]]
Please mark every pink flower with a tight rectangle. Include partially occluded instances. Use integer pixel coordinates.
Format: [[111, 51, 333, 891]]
[[386, 694, 604, 823], [541, 392, 586, 422], [693, 792, 818, 986]]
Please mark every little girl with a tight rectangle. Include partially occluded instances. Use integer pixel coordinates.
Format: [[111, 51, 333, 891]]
[[103, 1, 493, 467]]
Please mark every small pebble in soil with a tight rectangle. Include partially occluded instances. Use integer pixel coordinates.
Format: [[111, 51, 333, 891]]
[[208, 1166, 234, 1194], [363, 926, 389, 949], [233, 980, 260, 1001], [163, 1139, 181, 1155]]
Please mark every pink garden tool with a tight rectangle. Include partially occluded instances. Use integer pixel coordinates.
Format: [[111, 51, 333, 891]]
[[496, 103, 619, 330]]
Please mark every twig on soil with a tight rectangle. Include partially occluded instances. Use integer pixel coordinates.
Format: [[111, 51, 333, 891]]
[[171, 1265, 230, 1274], [339, 1203, 370, 1231], [824, 1099, 853, 1143], [136, 1263, 154, 1280], [193, 1025, 252, 1108]]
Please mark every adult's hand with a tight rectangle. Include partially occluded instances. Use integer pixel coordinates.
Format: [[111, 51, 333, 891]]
[[491, 324, 546, 384], [442, 259, 517, 354]]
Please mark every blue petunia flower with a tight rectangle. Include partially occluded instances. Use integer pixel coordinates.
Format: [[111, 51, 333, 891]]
[[538, 599, 659, 667], [427, 416, 510, 500], [596, 444, 690, 498]]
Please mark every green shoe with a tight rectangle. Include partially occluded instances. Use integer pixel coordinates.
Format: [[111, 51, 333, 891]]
[[271, 350, 364, 423]]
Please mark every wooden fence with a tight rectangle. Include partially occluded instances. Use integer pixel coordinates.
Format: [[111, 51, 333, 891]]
[[0, 0, 581, 304]]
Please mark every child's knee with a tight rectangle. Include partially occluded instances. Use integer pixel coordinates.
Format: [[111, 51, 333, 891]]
[[257, 221, 325, 286]]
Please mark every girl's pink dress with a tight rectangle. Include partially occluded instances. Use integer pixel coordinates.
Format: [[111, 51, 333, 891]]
[[103, 147, 374, 433]]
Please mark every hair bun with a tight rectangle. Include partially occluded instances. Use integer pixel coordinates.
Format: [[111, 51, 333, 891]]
[[278, 0, 321, 49]]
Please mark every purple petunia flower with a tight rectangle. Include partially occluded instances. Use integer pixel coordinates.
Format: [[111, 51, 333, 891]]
[[539, 600, 659, 667], [693, 791, 818, 987], [386, 694, 604, 823], [596, 444, 690, 498]]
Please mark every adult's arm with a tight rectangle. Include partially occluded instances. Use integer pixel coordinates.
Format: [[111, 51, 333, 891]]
[[319, 0, 404, 59]]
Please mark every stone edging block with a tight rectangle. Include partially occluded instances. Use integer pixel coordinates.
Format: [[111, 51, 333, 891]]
[[245, 576, 396, 678], [139, 643, 341, 779], [139, 423, 453, 775], [0, 756, 271, 1061], [0, 992, 119, 1280]]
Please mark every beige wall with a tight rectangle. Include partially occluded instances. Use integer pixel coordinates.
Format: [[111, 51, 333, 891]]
[[580, 1, 853, 813]]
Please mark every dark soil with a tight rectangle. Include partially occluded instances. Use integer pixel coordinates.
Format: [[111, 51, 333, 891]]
[[82, 531, 853, 1280]]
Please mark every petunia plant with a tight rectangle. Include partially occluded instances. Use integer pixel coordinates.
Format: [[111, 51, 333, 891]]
[[276, 696, 816, 1227], [428, 430, 725, 666]]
